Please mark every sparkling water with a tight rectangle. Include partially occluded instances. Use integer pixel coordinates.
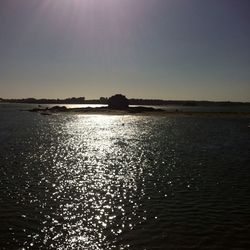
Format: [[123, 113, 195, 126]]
[[0, 104, 250, 249]]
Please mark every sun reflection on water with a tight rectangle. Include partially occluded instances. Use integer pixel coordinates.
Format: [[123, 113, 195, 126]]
[[38, 115, 147, 249], [2, 113, 250, 249]]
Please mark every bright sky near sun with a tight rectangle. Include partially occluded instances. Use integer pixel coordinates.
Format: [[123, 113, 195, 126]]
[[0, 0, 250, 101]]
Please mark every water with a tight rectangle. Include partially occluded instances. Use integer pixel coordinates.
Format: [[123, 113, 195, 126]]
[[0, 104, 250, 249]]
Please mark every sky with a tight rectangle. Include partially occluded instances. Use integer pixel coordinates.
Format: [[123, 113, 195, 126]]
[[0, 0, 250, 101]]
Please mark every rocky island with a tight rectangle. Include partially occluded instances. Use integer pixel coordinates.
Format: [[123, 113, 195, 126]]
[[26, 94, 250, 118], [27, 94, 165, 115]]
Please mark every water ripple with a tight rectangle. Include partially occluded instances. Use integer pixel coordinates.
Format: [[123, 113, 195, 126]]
[[0, 114, 250, 249]]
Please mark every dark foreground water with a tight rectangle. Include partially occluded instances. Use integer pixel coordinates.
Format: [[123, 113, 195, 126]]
[[0, 104, 250, 249]]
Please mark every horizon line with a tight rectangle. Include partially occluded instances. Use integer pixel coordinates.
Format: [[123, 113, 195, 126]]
[[1, 96, 250, 104]]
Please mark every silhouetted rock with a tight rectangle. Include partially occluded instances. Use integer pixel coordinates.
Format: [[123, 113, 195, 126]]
[[108, 94, 129, 110], [128, 106, 163, 113], [49, 106, 67, 112], [28, 106, 67, 113]]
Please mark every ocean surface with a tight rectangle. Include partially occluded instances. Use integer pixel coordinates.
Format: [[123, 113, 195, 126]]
[[0, 104, 250, 250]]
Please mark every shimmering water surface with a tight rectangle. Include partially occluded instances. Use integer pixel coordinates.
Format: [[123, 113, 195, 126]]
[[0, 104, 250, 249]]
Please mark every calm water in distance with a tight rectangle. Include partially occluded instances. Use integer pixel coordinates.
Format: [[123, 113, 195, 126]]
[[0, 104, 250, 249]]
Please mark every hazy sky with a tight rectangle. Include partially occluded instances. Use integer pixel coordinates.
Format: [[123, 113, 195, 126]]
[[0, 0, 250, 101]]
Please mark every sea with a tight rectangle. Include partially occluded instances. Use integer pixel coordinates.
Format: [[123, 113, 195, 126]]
[[0, 103, 250, 250]]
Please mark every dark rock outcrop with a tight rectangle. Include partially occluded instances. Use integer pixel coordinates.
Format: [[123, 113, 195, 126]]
[[108, 94, 129, 110], [49, 106, 67, 112], [128, 106, 163, 113], [28, 106, 67, 113]]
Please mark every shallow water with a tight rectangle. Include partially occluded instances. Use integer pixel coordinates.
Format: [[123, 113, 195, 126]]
[[0, 104, 250, 249]]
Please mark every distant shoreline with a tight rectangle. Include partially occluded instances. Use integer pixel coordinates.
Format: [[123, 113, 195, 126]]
[[1, 98, 250, 107], [26, 106, 250, 118]]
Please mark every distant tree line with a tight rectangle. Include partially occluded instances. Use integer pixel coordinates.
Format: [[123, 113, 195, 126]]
[[1, 97, 85, 104], [84, 97, 108, 104], [0, 96, 249, 106], [129, 99, 250, 106]]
